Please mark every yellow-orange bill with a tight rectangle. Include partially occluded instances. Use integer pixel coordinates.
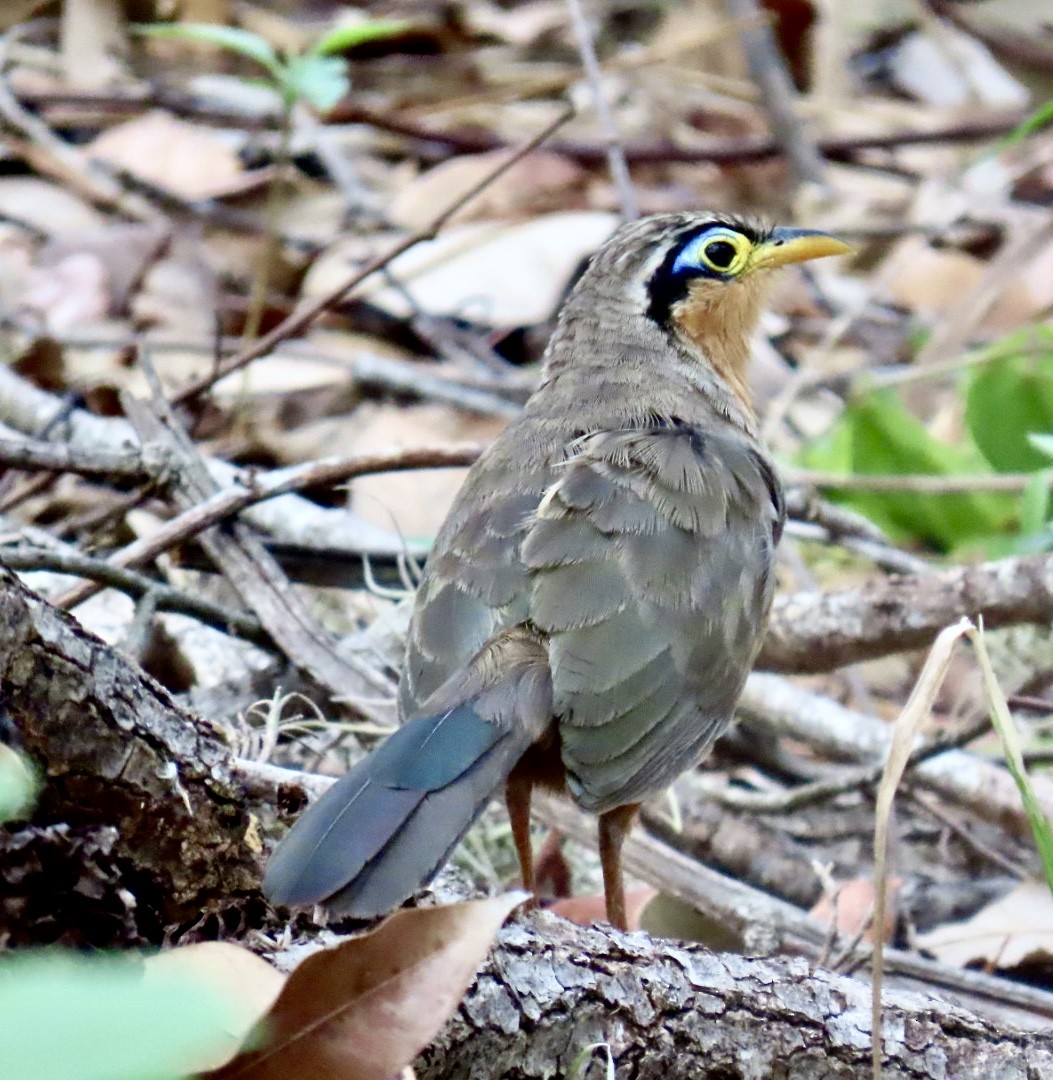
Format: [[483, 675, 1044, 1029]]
[[750, 228, 853, 271]]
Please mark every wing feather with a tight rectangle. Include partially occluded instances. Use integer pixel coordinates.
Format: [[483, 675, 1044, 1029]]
[[526, 423, 782, 812]]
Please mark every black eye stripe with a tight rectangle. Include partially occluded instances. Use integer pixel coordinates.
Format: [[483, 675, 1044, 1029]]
[[703, 240, 737, 269], [645, 219, 765, 328]]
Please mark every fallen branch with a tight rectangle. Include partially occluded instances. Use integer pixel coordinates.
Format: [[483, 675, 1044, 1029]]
[[761, 552, 1053, 674], [417, 912, 1053, 1079], [740, 671, 1053, 839], [238, 759, 1053, 1031], [0, 566, 259, 926]]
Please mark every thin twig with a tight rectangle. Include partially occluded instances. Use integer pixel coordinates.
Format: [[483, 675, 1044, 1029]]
[[0, 545, 270, 645], [169, 105, 575, 407], [906, 787, 1027, 878], [704, 709, 992, 814], [564, 0, 637, 219], [725, 0, 826, 189], [53, 444, 483, 610]]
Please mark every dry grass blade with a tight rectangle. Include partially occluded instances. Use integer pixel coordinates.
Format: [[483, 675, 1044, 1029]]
[[968, 622, 1053, 896], [871, 617, 973, 1080]]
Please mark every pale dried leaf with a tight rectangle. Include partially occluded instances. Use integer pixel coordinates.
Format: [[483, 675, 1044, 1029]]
[[0, 178, 106, 235], [132, 254, 217, 338], [917, 880, 1053, 970], [880, 237, 1045, 329], [37, 221, 169, 310], [19, 252, 109, 331], [390, 150, 586, 231], [341, 402, 506, 538], [463, 1, 567, 47], [87, 111, 249, 202], [887, 29, 1029, 109], [305, 212, 618, 327]]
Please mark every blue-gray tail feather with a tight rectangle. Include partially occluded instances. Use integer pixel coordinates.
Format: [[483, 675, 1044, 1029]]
[[262, 706, 532, 918]]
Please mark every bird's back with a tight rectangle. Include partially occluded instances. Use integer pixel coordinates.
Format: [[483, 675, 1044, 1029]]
[[400, 247, 785, 812]]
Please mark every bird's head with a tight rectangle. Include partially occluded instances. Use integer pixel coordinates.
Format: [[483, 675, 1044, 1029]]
[[649, 216, 851, 407], [560, 213, 851, 417]]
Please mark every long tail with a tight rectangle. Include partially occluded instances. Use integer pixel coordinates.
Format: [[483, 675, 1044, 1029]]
[[262, 705, 535, 918]]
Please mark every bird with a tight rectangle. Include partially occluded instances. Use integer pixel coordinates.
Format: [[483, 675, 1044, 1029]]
[[263, 212, 850, 931]]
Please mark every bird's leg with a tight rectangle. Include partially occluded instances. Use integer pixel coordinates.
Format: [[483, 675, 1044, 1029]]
[[598, 802, 642, 931], [505, 766, 536, 904]]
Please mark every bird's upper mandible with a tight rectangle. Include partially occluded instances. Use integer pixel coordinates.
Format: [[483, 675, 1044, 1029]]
[[400, 212, 849, 811]]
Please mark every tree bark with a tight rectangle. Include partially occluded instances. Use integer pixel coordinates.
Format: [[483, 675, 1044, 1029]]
[[0, 567, 259, 929], [420, 913, 1053, 1080], [761, 552, 1053, 673]]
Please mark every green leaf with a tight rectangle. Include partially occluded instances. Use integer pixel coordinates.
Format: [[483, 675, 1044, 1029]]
[[1019, 470, 1052, 536], [0, 744, 38, 822], [1028, 432, 1053, 461], [1002, 99, 1053, 148], [133, 23, 282, 79], [800, 390, 1014, 550], [0, 953, 237, 1080], [966, 348, 1053, 473], [281, 55, 350, 113], [311, 18, 410, 57]]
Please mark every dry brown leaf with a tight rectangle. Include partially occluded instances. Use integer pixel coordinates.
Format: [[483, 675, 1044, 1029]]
[[133, 253, 217, 336], [340, 402, 507, 539], [208, 893, 526, 1080], [463, 1, 567, 47], [19, 252, 109, 331], [143, 942, 285, 1073], [0, 177, 107, 235], [880, 236, 1045, 331], [37, 221, 169, 311], [809, 877, 901, 945], [87, 111, 252, 202], [916, 880, 1053, 971]]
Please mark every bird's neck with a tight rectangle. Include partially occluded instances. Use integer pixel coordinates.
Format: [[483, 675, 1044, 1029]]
[[667, 275, 771, 427], [670, 302, 755, 422], [538, 273, 764, 438], [536, 345, 758, 439]]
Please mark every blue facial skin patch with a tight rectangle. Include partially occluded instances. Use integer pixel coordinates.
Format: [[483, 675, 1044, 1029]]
[[670, 228, 747, 277]]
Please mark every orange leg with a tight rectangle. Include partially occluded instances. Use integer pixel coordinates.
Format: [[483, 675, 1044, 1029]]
[[598, 802, 641, 931], [505, 769, 536, 902]]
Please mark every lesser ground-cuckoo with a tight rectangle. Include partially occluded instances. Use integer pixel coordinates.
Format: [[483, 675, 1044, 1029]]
[[263, 212, 850, 929]]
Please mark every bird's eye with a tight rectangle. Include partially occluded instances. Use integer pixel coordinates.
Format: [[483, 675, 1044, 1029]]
[[701, 240, 738, 271], [670, 227, 751, 278]]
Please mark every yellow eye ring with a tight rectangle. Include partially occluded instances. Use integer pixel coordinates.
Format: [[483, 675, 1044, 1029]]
[[697, 230, 750, 275], [672, 227, 752, 277]]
